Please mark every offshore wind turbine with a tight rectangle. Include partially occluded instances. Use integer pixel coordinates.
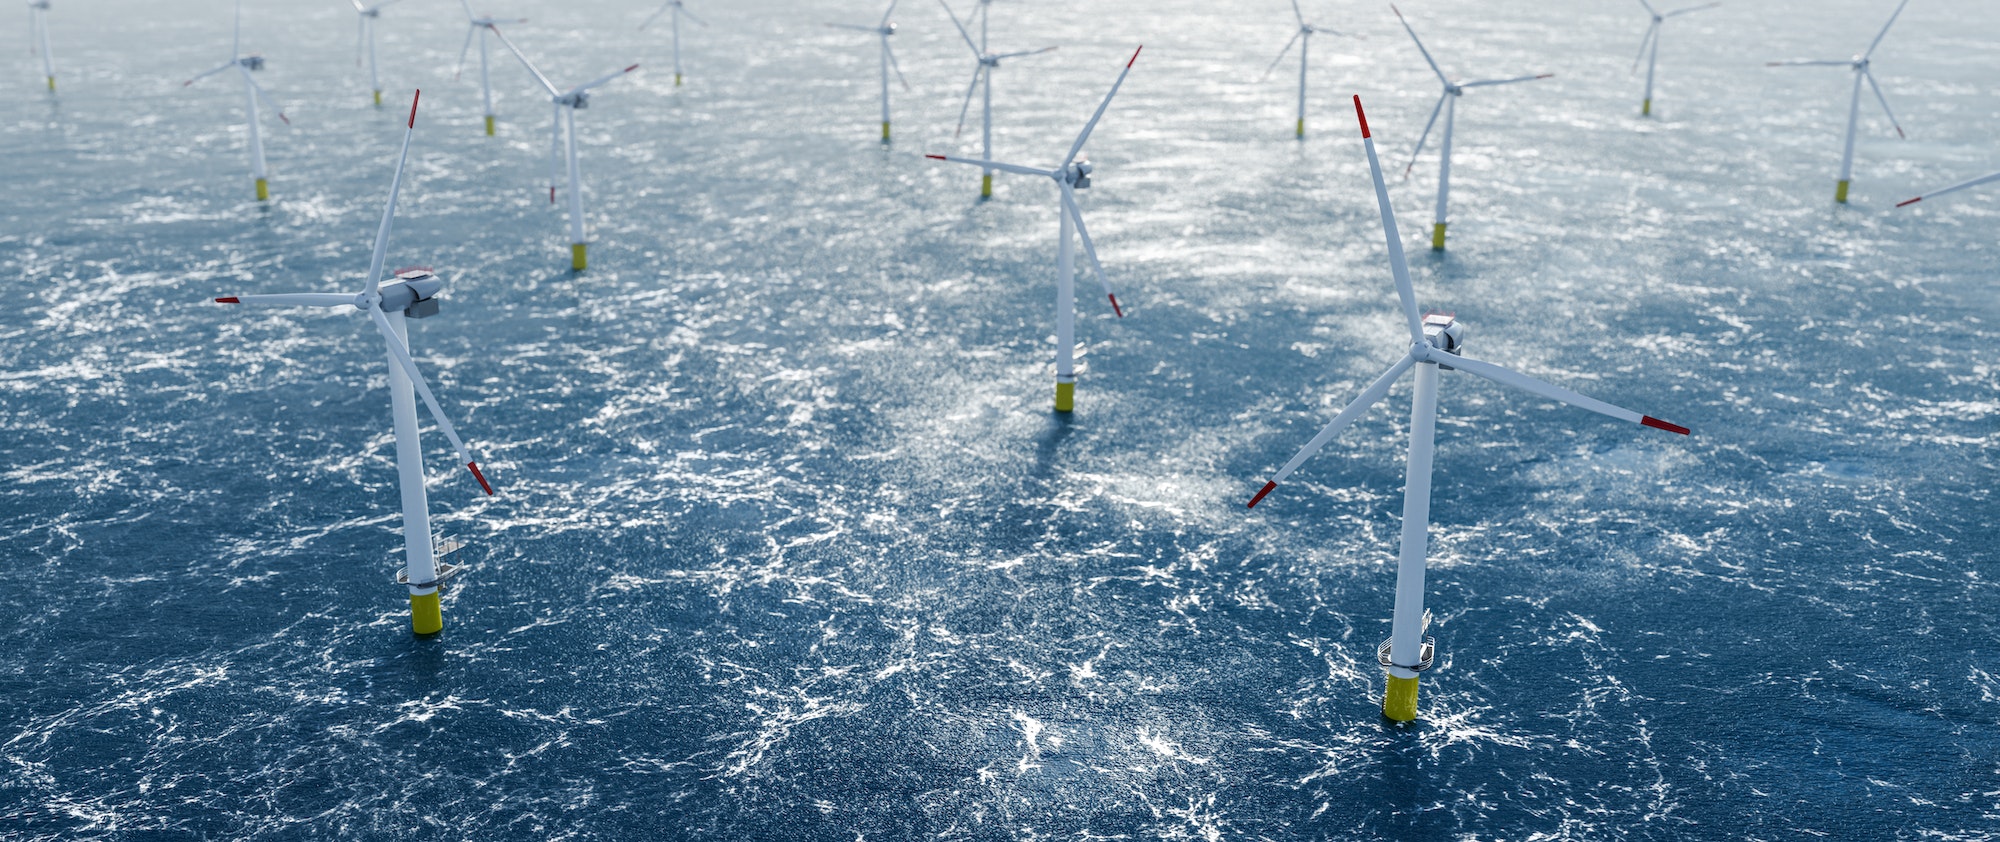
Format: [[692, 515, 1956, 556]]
[[639, 0, 705, 87], [453, 0, 527, 136], [489, 26, 639, 271], [27, 0, 54, 92], [1629, 0, 1718, 116], [827, 1, 909, 142], [184, 0, 291, 202], [1392, 4, 1552, 251], [1257, 0, 1354, 139], [927, 47, 1141, 413], [1767, 0, 1910, 204], [1897, 169, 2000, 208], [938, 0, 1055, 199], [1246, 96, 1690, 723], [211, 92, 496, 637], [350, 0, 401, 106]]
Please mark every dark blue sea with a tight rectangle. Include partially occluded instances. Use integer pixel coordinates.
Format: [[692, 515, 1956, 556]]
[[3, 0, 1997, 838]]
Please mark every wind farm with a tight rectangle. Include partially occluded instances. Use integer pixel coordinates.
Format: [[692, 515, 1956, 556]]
[[2, 1, 1997, 839]]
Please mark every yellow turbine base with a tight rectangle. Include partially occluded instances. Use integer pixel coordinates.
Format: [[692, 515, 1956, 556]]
[[373, 89, 382, 106], [1431, 222, 1447, 250], [882, 121, 892, 142], [675, 73, 683, 87], [1642, 98, 1652, 116], [255, 178, 269, 202], [1055, 381, 1075, 413], [571, 243, 588, 271], [1383, 674, 1420, 722], [47, 76, 56, 92], [1835, 180, 1851, 204], [1296, 117, 1305, 139], [981, 174, 993, 199], [484, 115, 496, 136], [410, 590, 443, 636]]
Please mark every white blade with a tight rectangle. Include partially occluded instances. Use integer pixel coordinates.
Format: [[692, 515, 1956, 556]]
[[453, 25, 476, 80], [185, 60, 235, 86], [1897, 170, 2000, 207], [1059, 185, 1124, 317], [567, 63, 639, 95], [923, 153, 1052, 178], [1290, 0, 1306, 27], [458, 0, 476, 20], [367, 306, 494, 496], [1665, 1, 1719, 17], [1864, 0, 1909, 59], [1631, 21, 1658, 73], [212, 292, 354, 307], [1765, 59, 1850, 66], [1402, 91, 1446, 178], [1246, 351, 1419, 508], [990, 46, 1057, 61], [365, 91, 421, 301], [639, 1, 670, 30], [953, 66, 984, 137], [1862, 69, 1906, 138], [487, 24, 561, 97], [355, 13, 365, 66], [1635, 0, 1661, 15], [878, 0, 899, 28], [1459, 73, 1553, 88], [1355, 96, 1425, 344], [1442, 352, 1690, 435], [1391, 4, 1451, 86], [1259, 29, 1305, 82], [1063, 45, 1142, 169], [884, 38, 909, 90], [243, 72, 292, 125], [939, 0, 981, 57], [679, 6, 708, 27], [825, 22, 878, 31]]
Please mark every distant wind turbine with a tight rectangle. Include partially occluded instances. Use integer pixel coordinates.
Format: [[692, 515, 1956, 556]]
[[1767, 0, 1911, 204], [184, 0, 291, 202]]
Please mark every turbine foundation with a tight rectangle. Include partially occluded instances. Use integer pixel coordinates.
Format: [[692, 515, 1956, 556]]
[[1835, 179, 1851, 203], [571, 243, 588, 271], [255, 178, 269, 202], [409, 589, 442, 635], [1055, 379, 1075, 413], [1383, 674, 1419, 721], [1431, 222, 1447, 250]]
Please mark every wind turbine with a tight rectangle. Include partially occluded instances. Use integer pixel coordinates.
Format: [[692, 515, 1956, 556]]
[[1629, 0, 1718, 116], [1897, 169, 2000, 207], [453, 0, 527, 136], [938, 0, 1055, 199], [639, 0, 705, 87], [350, 0, 401, 107], [211, 92, 496, 637], [184, 0, 291, 202], [1245, 96, 1690, 723], [1392, 4, 1552, 251], [27, 0, 53, 92], [1258, 0, 1354, 139], [927, 47, 1141, 413], [1767, 0, 1910, 204], [488, 26, 639, 271], [827, 1, 909, 142]]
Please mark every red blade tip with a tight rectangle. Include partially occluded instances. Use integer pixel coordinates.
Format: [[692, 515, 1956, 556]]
[[1354, 95, 1370, 138], [1895, 197, 1920, 207], [1641, 416, 1690, 436], [1247, 481, 1277, 509], [925, 154, 947, 160], [407, 88, 420, 128], [1127, 45, 1143, 68], [625, 64, 640, 73], [278, 113, 291, 126], [468, 462, 494, 496], [1109, 294, 1124, 318], [214, 297, 240, 304]]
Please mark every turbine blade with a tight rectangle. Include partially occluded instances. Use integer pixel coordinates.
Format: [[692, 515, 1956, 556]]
[[364, 91, 421, 301], [1063, 45, 1142, 169], [1631, 21, 1658, 74], [212, 293, 355, 307], [1246, 351, 1419, 508], [1290, 0, 1306, 27], [1442, 352, 1690, 435], [879, 0, 899, 28], [1402, 91, 1446, 177], [1458, 73, 1554, 88], [825, 22, 878, 31], [1634, 0, 1661, 16], [244, 73, 291, 125], [1764, 59, 1850, 66], [989, 46, 1057, 61], [953, 67, 982, 137], [939, 0, 981, 57], [884, 39, 909, 90], [487, 25, 561, 96], [1897, 170, 2000, 207], [1864, 0, 1909, 59], [367, 306, 494, 496], [1259, 29, 1304, 82], [1665, 1, 1720, 16], [1060, 186, 1122, 317], [1863, 68, 1906, 138], [923, 153, 1053, 178], [1355, 96, 1425, 344], [185, 60, 236, 86], [1391, 4, 1451, 86], [454, 25, 475, 81], [639, 1, 670, 30], [680, 6, 708, 27], [568, 63, 639, 95]]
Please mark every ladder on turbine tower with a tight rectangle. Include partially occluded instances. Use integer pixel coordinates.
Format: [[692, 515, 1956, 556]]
[[1377, 610, 1438, 673], [395, 534, 467, 590]]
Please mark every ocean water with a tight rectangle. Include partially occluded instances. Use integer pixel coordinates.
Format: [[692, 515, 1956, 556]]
[[3, 0, 1998, 838]]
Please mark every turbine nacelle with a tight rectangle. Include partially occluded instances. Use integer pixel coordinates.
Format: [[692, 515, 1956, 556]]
[[30, 0, 50, 9], [376, 270, 444, 318], [1061, 160, 1093, 189], [557, 90, 589, 108], [239, 55, 266, 71], [1421, 312, 1465, 356]]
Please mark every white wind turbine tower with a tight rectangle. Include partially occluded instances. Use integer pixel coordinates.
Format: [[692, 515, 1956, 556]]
[[1245, 96, 1690, 723], [1897, 169, 2000, 208], [453, 0, 527, 137], [184, 0, 291, 202], [1392, 4, 1551, 251], [1629, 0, 1718, 116], [351, 0, 401, 107], [639, 0, 705, 87], [211, 92, 496, 637], [827, 1, 909, 142], [927, 47, 1142, 413], [489, 26, 639, 272], [1258, 0, 1354, 140], [1767, 0, 1910, 204], [27, 0, 54, 92], [938, 0, 1055, 199]]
